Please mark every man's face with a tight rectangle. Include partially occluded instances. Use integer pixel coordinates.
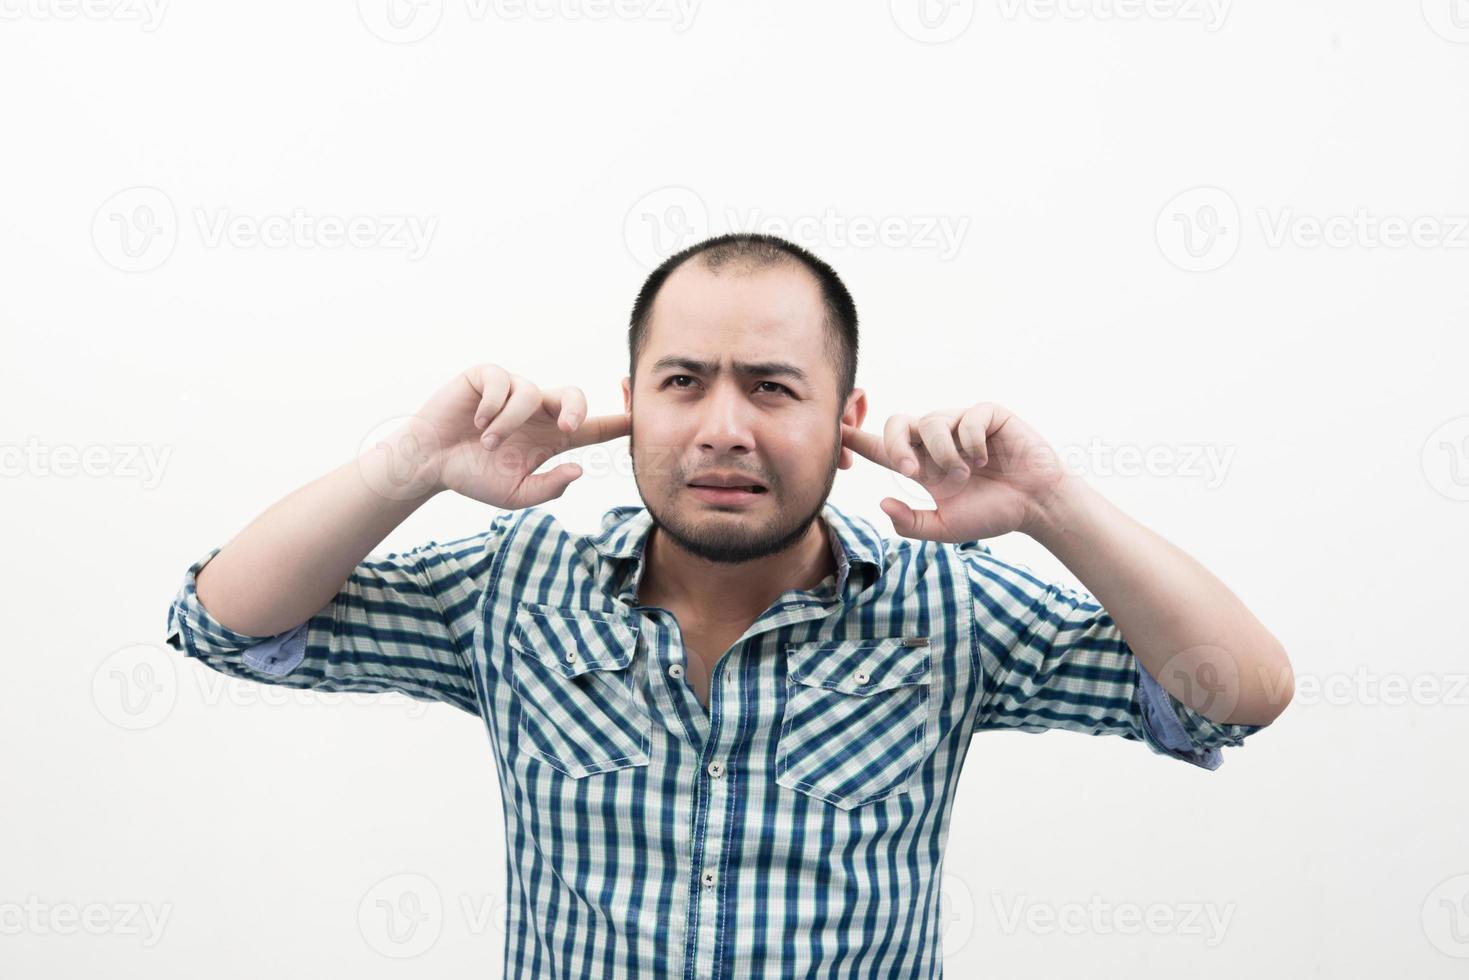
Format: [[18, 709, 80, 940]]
[[621, 258, 866, 565]]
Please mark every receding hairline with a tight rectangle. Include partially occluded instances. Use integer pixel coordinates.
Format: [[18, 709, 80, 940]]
[[640, 257, 841, 389], [693, 239, 810, 276], [627, 232, 860, 404]]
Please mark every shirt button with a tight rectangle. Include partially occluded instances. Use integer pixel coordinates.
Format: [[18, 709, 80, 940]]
[[706, 760, 725, 778], [565, 650, 577, 664], [668, 663, 684, 678], [854, 669, 870, 684], [701, 869, 717, 888]]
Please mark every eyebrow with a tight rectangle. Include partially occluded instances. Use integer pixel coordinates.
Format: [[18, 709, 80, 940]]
[[649, 355, 811, 387]]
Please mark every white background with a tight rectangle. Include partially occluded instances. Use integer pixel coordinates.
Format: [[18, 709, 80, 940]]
[[3, 0, 1467, 976]]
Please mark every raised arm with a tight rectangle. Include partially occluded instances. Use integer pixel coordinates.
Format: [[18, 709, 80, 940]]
[[166, 363, 631, 710], [195, 363, 623, 636], [842, 399, 1295, 736]]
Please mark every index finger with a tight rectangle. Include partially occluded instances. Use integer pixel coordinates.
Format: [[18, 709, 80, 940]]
[[564, 411, 631, 449], [540, 386, 588, 431], [841, 422, 893, 470]]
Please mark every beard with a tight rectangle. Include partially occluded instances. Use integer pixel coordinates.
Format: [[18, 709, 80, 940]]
[[629, 423, 840, 565]]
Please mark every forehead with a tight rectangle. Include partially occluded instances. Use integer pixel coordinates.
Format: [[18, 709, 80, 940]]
[[642, 259, 830, 374]]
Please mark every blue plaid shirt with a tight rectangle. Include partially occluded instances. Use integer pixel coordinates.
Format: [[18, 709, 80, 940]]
[[165, 501, 1265, 978]]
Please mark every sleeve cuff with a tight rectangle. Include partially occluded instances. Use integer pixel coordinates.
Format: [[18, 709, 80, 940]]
[[165, 547, 309, 676], [1136, 658, 1224, 771]]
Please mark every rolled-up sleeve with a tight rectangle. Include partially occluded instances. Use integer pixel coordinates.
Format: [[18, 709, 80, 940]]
[[961, 544, 1266, 769], [165, 515, 512, 716]]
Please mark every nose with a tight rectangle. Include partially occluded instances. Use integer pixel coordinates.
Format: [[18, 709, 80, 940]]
[[692, 380, 757, 459]]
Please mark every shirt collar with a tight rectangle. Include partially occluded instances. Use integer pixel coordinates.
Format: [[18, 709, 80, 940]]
[[589, 500, 887, 604]]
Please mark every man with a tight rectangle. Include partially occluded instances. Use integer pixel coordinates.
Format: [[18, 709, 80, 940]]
[[165, 232, 1294, 978]]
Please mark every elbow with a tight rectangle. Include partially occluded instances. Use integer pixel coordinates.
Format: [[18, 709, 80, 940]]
[[1229, 642, 1295, 726]]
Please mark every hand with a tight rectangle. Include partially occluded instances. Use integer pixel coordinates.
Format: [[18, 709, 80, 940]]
[[380, 363, 630, 508], [841, 402, 1069, 542]]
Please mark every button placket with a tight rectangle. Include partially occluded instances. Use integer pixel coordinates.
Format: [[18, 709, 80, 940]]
[[689, 654, 740, 979], [682, 602, 833, 977], [640, 613, 710, 751]]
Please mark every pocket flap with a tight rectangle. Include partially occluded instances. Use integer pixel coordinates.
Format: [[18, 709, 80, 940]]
[[785, 635, 931, 696], [509, 602, 639, 679]]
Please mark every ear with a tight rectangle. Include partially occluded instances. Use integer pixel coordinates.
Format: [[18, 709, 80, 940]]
[[621, 376, 632, 414], [842, 387, 868, 430], [838, 388, 867, 470]]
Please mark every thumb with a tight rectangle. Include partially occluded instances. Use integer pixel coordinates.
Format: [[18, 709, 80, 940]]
[[519, 462, 583, 505], [880, 497, 939, 540]]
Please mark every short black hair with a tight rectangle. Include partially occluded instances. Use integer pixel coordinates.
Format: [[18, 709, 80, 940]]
[[627, 232, 859, 405]]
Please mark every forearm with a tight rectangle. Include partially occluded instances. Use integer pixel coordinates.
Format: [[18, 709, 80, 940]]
[[195, 441, 441, 637], [1024, 476, 1294, 726]]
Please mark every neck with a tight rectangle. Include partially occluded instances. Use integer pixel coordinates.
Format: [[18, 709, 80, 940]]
[[639, 516, 836, 625]]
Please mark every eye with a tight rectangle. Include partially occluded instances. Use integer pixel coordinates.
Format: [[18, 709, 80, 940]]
[[662, 376, 792, 396]]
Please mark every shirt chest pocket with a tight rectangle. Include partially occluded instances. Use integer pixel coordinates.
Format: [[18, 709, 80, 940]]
[[508, 603, 650, 778], [775, 636, 934, 810]]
